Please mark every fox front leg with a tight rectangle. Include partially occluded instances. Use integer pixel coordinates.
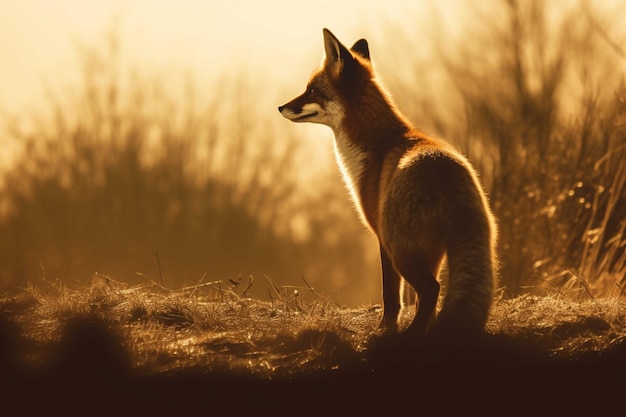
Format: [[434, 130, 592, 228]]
[[379, 245, 401, 332]]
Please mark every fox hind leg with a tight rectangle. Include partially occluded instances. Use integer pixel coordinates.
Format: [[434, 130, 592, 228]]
[[399, 261, 440, 339]]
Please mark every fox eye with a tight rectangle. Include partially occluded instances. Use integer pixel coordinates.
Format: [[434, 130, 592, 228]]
[[308, 87, 325, 100]]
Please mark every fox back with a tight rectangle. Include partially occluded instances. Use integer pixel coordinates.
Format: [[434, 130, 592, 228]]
[[279, 29, 497, 342]]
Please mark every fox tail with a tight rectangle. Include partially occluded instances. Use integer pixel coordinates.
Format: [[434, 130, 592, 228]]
[[432, 199, 497, 341]]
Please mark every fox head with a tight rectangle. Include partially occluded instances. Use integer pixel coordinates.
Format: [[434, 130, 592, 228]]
[[278, 28, 372, 132]]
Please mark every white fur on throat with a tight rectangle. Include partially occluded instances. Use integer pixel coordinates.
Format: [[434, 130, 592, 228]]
[[332, 127, 369, 226]]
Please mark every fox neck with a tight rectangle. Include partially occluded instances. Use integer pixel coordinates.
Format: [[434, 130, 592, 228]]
[[330, 85, 412, 231]]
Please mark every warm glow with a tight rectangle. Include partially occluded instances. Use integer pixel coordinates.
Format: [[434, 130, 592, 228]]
[[1, 2, 624, 410], [0, 0, 428, 114]]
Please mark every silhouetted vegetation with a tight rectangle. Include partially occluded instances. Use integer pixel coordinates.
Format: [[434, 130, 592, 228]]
[[0, 33, 375, 304], [380, 0, 625, 297]]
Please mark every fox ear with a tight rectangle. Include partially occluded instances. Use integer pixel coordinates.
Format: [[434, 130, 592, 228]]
[[323, 28, 353, 78], [351, 39, 370, 61]]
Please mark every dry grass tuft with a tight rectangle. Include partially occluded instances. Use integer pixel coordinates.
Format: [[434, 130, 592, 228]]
[[2, 275, 625, 381], [488, 293, 626, 356]]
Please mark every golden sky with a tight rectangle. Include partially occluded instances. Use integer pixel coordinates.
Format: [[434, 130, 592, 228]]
[[3, 0, 621, 117], [0, 0, 439, 115]]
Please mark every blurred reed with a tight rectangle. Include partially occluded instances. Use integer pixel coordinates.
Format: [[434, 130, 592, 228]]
[[0, 32, 378, 304], [378, 0, 625, 297]]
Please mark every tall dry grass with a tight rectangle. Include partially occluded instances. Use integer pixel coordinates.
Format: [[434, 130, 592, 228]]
[[378, 0, 625, 297], [0, 33, 376, 304]]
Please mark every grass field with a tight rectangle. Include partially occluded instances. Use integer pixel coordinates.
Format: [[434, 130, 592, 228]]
[[1, 275, 625, 413]]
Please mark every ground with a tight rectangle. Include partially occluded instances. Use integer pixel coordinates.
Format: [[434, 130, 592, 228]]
[[1, 276, 625, 413]]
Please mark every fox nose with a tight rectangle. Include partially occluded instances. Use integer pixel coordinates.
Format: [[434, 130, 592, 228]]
[[278, 105, 285, 113]]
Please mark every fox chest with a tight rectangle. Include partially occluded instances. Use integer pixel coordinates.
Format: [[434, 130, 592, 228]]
[[332, 134, 381, 233]]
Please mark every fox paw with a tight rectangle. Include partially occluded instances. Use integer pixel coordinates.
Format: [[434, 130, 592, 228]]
[[378, 317, 399, 333]]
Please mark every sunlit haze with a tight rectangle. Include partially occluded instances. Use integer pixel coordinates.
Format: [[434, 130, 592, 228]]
[[1, 2, 624, 407], [0, 0, 442, 114], [0, 0, 623, 307]]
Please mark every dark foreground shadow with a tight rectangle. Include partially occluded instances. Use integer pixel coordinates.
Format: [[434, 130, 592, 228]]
[[2, 315, 625, 414]]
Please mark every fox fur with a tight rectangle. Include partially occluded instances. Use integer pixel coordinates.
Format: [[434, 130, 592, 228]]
[[278, 29, 497, 341]]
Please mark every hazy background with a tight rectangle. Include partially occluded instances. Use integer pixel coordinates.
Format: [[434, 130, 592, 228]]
[[0, 0, 432, 114], [1, 0, 624, 305]]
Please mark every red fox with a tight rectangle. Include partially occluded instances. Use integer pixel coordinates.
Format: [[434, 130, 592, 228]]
[[279, 29, 497, 341]]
